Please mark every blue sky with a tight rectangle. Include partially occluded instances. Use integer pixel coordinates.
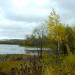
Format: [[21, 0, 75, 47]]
[[0, 0, 74, 39]]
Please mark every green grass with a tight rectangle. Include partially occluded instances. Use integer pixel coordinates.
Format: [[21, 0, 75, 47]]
[[0, 54, 32, 73], [0, 53, 75, 75], [0, 61, 26, 72]]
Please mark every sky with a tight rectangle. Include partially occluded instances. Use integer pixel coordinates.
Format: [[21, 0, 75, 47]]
[[0, 0, 74, 39]]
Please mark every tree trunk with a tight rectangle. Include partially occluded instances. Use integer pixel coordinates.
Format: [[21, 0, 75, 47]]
[[57, 41, 60, 55], [65, 43, 72, 55]]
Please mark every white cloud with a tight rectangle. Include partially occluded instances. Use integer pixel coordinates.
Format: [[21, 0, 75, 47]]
[[11, 0, 32, 10], [0, 0, 74, 39], [0, 0, 52, 39]]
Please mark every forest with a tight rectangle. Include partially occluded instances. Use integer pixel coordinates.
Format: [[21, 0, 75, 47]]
[[0, 9, 75, 75]]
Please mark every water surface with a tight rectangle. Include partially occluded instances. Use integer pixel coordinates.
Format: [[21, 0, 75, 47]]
[[0, 44, 50, 54], [0, 44, 25, 54]]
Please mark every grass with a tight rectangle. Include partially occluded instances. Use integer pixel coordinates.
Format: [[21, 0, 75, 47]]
[[43, 54, 75, 75], [0, 54, 75, 75], [0, 61, 26, 72]]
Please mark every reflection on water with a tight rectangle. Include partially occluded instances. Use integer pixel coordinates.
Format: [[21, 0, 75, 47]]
[[0, 44, 50, 54]]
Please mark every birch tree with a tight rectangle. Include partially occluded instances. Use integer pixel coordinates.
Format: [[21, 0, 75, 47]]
[[48, 9, 72, 55]]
